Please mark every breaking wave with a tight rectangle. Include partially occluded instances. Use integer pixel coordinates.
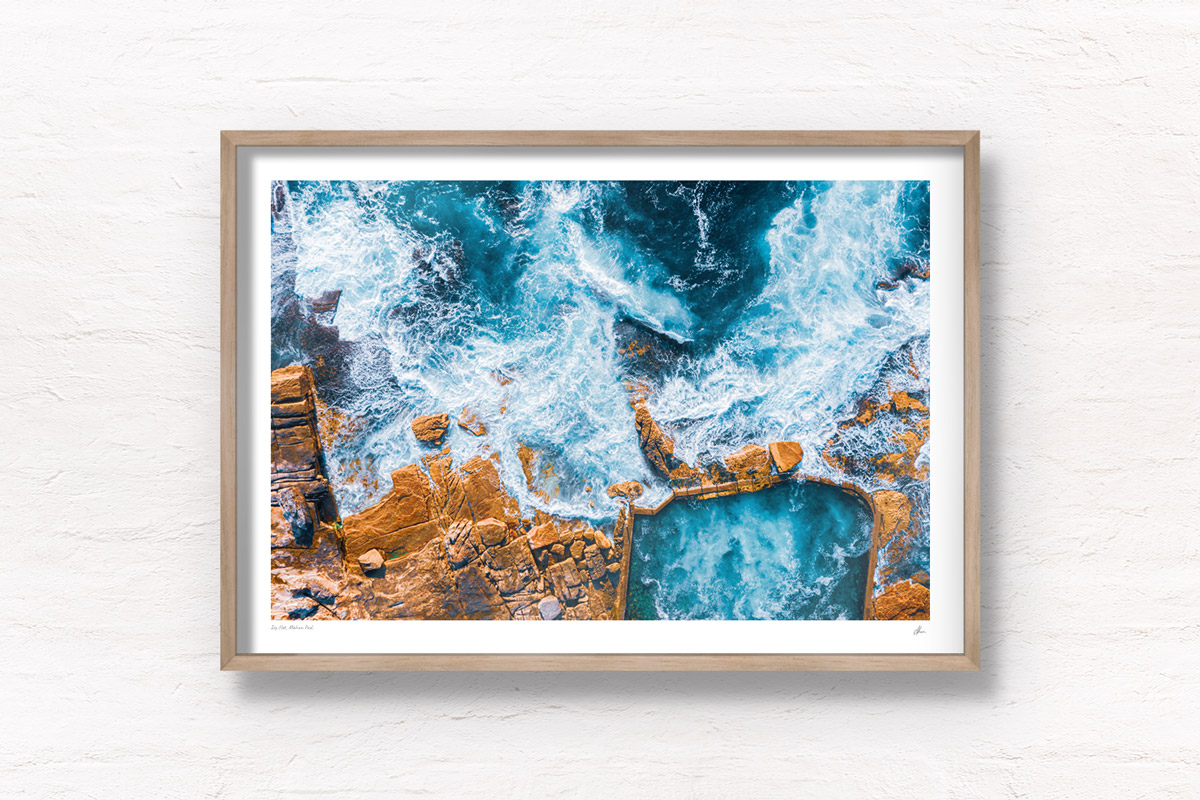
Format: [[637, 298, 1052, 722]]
[[270, 178, 929, 527]]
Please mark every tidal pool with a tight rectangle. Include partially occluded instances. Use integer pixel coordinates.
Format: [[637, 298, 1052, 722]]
[[626, 480, 874, 620]]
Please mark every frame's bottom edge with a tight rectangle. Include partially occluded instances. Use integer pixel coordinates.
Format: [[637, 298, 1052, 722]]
[[221, 652, 979, 672]]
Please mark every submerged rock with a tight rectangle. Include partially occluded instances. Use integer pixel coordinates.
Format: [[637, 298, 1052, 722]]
[[457, 408, 487, 436], [307, 289, 342, 315]]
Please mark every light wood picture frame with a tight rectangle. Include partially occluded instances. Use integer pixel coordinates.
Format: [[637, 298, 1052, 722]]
[[221, 130, 980, 671]]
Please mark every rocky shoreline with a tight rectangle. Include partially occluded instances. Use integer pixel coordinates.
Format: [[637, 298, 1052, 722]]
[[271, 366, 631, 621], [270, 344, 931, 622]]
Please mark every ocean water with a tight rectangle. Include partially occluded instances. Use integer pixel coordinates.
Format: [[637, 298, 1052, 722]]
[[627, 480, 874, 620], [270, 179, 930, 618]]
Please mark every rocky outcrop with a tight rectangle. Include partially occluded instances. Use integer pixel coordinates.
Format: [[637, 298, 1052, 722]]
[[340, 464, 440, 561], [271, 517, 369, 621], [631, 399, 700, 485], [722, 444, 773, 488], [356, 509, 623, 620], [272, 486, 315, 548], [823, 388, 930, 485], [411, 412, 451, 444], [270, 366, 338, 540], [606, 480, 644, 500], [268, 368, 630, 621], [527, 522, 560, 551], [517, 443, 559, 502], [476, 517, 507, 547], [871, 579, 930, 621], [820, 339, 931, 621], [460, 454, 521, 525], [768, 441, 804, 473], [628, 401, 782, 498], [861, 489, 929, 618]]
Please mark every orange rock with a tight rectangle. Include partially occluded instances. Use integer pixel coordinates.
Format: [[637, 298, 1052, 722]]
[[823, 384, 930, 486], [631, 400, 701, 484], [872, 579, 930, 620], [606, 480, 644, 499], [593, 529, 613, 551], [411, 412, 450, 444], [723, 444, 772, 484], [842, 396, 885, 429], [270, 365, 338, 523], [476, 517, 508, 547], [890, 390, 928, 416], [271, 523, 367, 620], [867, 489, 927, 611], [527, 522, 560, 551], [357, 549, 385, 573], [269, 365, 313, 406], [460, 454, 520, 525], [768, 441, 804, 473], [364, 537, 508, 620], [422, 449, 471, 522], [341, 464, 439, 559], [517, 443, 552, 501], [872, 490, 915, 555], [871, 425, 929, 484]]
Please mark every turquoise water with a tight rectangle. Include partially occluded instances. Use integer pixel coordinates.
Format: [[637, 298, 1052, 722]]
[[270, 179, 930, 619], [627, 481, 874, 620], [271, 180, 930, 519]]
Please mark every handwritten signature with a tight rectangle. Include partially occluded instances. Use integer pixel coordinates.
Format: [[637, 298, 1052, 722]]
[[913, 625, 927, 636]]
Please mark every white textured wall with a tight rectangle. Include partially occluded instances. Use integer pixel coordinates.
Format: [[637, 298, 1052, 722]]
[[4, 2, 1198, 797]]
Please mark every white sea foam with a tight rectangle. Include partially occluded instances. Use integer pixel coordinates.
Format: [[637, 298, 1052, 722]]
[[277, 180, 929, 522]]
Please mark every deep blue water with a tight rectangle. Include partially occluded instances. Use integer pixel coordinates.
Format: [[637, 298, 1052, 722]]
[[270, 179, 930, 619], [627, 480, 874, 620]]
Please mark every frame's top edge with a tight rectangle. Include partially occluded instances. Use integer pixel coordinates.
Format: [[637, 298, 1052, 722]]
[[219, 130, 979, 148]]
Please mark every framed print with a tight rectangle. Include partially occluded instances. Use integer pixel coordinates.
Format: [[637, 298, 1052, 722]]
[[221, 131, 980, 670]]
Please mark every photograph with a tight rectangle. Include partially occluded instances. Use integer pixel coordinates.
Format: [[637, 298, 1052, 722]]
[[268, 178, 933, 623]]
